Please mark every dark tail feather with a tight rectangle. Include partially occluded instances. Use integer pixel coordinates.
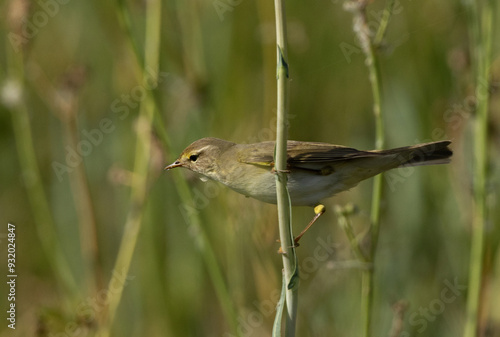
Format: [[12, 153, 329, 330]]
[[382, 141, 453, 167]]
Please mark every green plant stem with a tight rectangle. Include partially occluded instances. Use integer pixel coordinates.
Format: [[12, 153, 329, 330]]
[[6, 46, 78, 299], [373, 0, 396, 47], [60, 95, 101, 295], [273, 1, 298, 336], [104, 1, 239, 335], [115, 0, 144, 67], [336, 206, 367, 263], [464, 0, 494, 336], [153, 109, 240, 334], [175, 0, 207, 87], [99, 1, 161, 335], [345, 2, 386, 336], [365, 40, 384, 337], [22, 62, 102, 296]]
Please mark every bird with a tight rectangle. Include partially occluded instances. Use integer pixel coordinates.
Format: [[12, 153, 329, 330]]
[[165, 137, 452, 244], [165, 137, 452, 206]]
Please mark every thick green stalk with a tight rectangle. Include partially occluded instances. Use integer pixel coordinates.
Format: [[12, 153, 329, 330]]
[[273, 0, 298, 336], [464, 0, 494, 336]]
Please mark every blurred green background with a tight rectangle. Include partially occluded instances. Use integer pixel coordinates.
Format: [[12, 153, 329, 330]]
[[1, 0, 499, 336]]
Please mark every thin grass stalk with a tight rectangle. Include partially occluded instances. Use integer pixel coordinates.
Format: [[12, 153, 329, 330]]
[[111, 1, 240, 334], [373, 0, 396, 47], [345, 1, 387, 336], [155, 126, 240, 335], [159, 7, 236, 329], [115, 0, 144, 67], [273, 0, 298, 336], [175, 0, 207, 86], [335, 205, 367, 264], [160, 135, 241, 332], [98, 1, 161, 335], [464, 0, 494, 336], [59, 92, 101, 295], [364, 39, 384, 337], [5, 44, 78, 299], [19, 62, 102, 296]]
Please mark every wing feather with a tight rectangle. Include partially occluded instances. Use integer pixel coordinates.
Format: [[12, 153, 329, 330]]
[[237, 141, 378, 167]]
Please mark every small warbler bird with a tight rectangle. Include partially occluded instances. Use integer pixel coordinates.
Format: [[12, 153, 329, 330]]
[[165, 138, 452, 206]]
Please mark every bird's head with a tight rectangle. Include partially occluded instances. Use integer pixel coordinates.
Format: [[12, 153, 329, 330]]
[[164, 138, 234, 178]]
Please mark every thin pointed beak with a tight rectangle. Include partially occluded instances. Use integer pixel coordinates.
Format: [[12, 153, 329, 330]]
[[164, 160, 183, 170]]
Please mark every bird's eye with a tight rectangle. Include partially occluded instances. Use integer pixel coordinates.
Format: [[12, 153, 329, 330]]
[[189, 154, 199, 162]]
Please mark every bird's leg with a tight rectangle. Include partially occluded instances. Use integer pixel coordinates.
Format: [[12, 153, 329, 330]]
[[277, 204, 326, 254], [294, 204, 326, 246]]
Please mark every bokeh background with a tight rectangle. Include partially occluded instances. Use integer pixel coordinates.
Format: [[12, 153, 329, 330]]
[[1, 0, 499, 336]]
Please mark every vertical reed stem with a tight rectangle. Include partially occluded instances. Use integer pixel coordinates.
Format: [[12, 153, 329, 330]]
[[464, 0, 494, 336], [99, 0, 161, 335], [5, 41, 78, 300], [274, 0, 298, 335], [109, 0, 240, 334], [345, 1, 390, 335]]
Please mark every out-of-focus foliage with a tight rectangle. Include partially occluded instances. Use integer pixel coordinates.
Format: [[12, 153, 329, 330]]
[[0, 0, 499, 336]]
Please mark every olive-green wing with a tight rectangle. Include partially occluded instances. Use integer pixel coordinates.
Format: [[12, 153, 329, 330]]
[[237, 140, 376, 167], [237, 141, 276, 167], [237, 140, 452, 174], [286, 141, 375, 163]]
